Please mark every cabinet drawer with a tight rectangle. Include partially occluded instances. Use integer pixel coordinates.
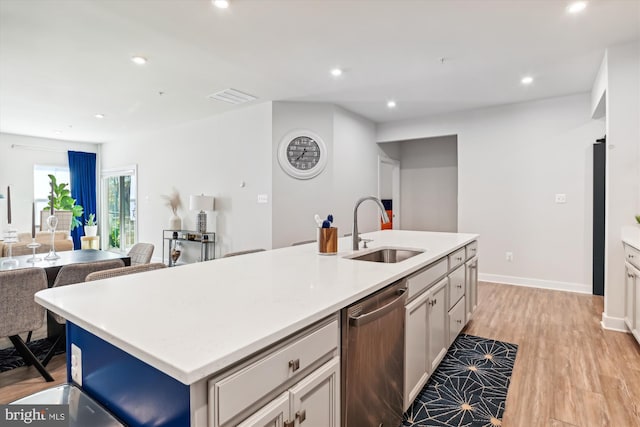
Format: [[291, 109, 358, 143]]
[[465, 241, 478, 260], [448, 265, 465, 309], [448, 248, 466, 270], [625, 244, 640, 269], [448, 296, 466, 345], [406, 258, 447, 301], [210, 319, 339, 427]]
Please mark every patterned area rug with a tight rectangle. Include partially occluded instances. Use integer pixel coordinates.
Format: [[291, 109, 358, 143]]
[[0, 338, 62, 373], [403, 334, 518, 427]]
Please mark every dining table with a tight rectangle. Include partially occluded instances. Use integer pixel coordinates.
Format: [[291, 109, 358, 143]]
[[0, 249, 131, 342]]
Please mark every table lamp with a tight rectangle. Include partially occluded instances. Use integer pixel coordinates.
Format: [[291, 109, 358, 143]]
[[189, 194, 215, 234]]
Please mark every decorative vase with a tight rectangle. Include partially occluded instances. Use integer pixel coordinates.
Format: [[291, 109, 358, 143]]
[[84, 225, 98, 237], [169, 214, 182, 230]]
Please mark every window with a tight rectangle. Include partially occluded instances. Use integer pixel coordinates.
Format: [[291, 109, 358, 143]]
[[102, 166, 137, 253], [33, 165, 70, 228]]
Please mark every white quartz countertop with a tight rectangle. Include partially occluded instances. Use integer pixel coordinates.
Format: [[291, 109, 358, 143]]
[[622, 225, 640, 250], [36, 230, 477, 385]]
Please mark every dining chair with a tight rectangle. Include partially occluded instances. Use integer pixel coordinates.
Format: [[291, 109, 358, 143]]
[[41, 259, 125, 366], [291, 240, 315, 246], [85, 263, 167, 281], [223, 248, 266, 258], [0, 268, 54, 382], [127, 243, 155, 265]]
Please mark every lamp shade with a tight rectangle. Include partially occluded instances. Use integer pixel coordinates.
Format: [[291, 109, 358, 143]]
[[189, 195, 215, 212]]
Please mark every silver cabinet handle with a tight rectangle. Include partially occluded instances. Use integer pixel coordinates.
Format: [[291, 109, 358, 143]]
[[456, 284, 462, 289], [289, 359, 300, 372], [296, 410, 306, 423], [456, 319, 462, 324], [456, 256, 463, 261]]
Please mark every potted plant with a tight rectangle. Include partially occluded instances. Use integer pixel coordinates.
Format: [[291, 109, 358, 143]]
[[44, 174, 84, 230], [84, 213, 98, 237], [161, 188, 182, 230]]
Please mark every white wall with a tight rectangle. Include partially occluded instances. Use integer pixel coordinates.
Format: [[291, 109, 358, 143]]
[[0, 133, 98, 232], [272, 102, 379, 248], [378, 93, 605, 293], [396, 135, 458, 232], [599, 40, 640, 328], [100, 103, 273, 261]]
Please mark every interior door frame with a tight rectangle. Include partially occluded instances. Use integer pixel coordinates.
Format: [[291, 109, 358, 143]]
[[377, 156, 400, 230]]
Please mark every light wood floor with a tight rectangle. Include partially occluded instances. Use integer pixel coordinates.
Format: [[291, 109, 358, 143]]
[[1, 282, 639, 426], [464, 282, 640, 427]]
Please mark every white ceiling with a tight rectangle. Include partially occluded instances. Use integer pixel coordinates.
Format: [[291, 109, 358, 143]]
[[0, 0, 638, 143]]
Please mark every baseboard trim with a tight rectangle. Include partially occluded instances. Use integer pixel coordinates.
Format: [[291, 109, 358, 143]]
[[600, 313, 629, 332], [478, 273, 591, 294]]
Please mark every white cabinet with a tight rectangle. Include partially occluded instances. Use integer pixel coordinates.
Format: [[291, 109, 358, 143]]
[[404, 290, 430, 409], [237, 357, 340, 427], [624, 242, 640, 345], [290, 358, 339, 427], [403, 241, 479, 411], [428, 278, 448, 373], [625, 263, 636, 331], [403, 277, 447, 410], [209, 317, 339, 427], [237, 359, 339, 427], [635, 267, 640, 343], [465, 256, 478, 321], [237, 393, 289, 427]]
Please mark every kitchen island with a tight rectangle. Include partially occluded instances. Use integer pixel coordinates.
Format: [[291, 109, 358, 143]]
[[35, 230, 478, 427]]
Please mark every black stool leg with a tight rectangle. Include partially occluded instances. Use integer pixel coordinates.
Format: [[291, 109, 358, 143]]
[[9, 335, 54, 382]]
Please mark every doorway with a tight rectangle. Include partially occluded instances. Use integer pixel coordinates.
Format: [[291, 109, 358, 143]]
[[378, 156, 400, 229]]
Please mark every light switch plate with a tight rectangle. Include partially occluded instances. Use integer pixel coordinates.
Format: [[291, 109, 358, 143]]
[[71, 343, 82, 386], [257, 194, 268, 204], [555, 194, 567, 203]]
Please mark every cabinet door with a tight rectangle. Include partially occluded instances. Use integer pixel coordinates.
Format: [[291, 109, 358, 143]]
[[625, 263, 635, 331], [289, 358, 340, 427], [404, 291, 430, 410], [428, 278, 448, 373], [633, 265, 640, 342], [465, 256, 478, 321], [236, 392, 290, 427]]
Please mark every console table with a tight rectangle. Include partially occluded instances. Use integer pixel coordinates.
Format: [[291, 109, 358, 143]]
[[162, 230, 216, 266]]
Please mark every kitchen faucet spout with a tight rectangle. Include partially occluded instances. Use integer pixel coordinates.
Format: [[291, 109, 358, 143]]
[[352, 196, 390, 250]]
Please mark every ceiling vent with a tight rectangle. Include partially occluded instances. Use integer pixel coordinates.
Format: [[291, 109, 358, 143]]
[[208, 88, 257, 105]]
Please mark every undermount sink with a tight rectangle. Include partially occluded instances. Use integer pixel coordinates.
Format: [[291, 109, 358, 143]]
[[346, 248, 424, 263]]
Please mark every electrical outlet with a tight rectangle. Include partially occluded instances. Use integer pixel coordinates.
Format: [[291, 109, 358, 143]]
[[505, 252, 513, 262], [71, 343, 82, 386], [257, 194, 268, 204]]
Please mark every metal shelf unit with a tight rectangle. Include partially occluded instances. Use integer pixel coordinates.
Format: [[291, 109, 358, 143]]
[[163, 230, 216, 267]]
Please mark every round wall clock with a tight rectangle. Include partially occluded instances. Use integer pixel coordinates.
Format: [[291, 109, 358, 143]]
[[277, 130, 328, 179]]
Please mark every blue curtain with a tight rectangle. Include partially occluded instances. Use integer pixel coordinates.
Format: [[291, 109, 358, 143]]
[[68, 151, 96, 250]]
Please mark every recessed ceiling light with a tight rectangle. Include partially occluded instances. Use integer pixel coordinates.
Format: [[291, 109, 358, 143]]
[[567, 1, 587, 14], [330, 68, 343, 77], [521, 76, 534, 85], [94, 113, 105, 119], [131, 56, 147, 65], [54, 130, 62, 135], [387, 100, 397, 109], [213, 0, 229, 9]]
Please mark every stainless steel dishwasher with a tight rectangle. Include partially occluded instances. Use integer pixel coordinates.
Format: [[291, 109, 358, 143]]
[[341, 279, 407, 427]]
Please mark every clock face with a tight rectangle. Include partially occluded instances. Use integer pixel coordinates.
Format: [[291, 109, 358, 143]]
[[278, 130, 328, 179], [286, 136, 321, 171]]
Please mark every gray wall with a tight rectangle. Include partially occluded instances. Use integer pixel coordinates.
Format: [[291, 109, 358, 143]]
[[272, 102, 380, 248], [398, 135, 458, 232]]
